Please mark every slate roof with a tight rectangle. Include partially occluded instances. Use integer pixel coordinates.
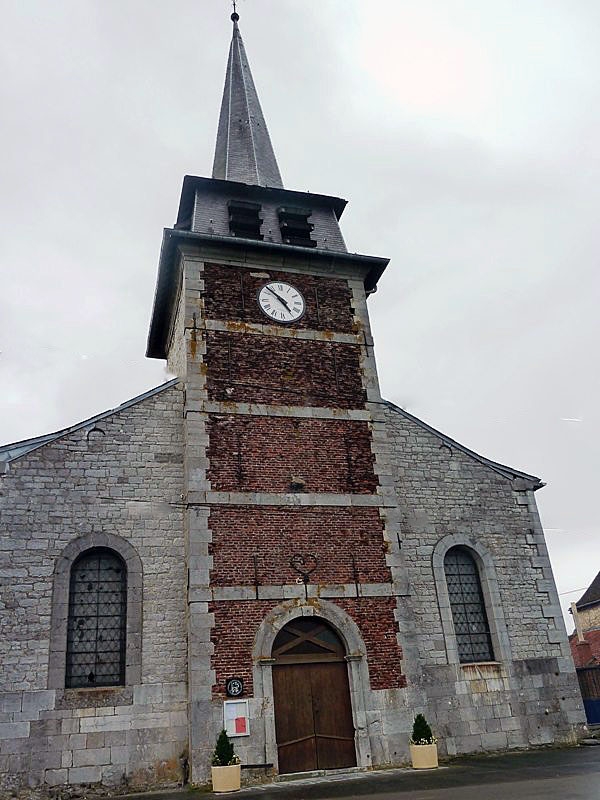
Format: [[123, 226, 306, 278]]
[[212, 14, 283, 188], [0, 379, 179, 467], [576, 571, 600, 609]]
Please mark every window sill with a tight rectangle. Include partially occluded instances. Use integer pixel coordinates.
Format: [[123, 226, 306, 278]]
[[56, 685, 133, 709]]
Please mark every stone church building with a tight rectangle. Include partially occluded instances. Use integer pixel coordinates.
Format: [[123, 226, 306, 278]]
[[0, 14, 585, 795]]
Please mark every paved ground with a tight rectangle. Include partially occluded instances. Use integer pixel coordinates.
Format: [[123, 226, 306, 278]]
[[118, 746, 600, 800]]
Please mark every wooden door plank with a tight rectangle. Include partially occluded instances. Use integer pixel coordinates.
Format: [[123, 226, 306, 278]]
[[273, 664, 317, 774], [310, 662, 356, 770]]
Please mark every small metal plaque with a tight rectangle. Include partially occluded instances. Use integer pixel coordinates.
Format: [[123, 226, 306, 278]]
[[226, 677, 244, 697]]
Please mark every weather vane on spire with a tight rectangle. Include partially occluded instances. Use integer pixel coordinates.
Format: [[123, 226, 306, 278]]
[[231, 0, 239, 21]]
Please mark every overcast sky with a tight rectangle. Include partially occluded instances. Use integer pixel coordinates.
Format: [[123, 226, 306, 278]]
[[1, 0, 598, 630]]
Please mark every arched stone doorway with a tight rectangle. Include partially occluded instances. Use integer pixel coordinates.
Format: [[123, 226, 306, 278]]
[[271, 616, 356, 774]]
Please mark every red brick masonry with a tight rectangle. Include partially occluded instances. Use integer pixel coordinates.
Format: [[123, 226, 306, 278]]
[[570, 629, 600, 667], [207, 416, 377, 494], [210, 597, 404, 697], [209, 506, 391, 586], [203, 263, 356, 333], [204, 332, 366, 408]]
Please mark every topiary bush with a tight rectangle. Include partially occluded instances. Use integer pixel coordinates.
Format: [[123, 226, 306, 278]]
[[410, 713, 435, 745], [212, 729, 238, 766]]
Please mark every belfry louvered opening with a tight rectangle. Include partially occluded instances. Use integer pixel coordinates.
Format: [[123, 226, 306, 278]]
[[278, 206, 317, 248], [65, 548, 127, 688], [444, 546, 494, 663], [228, 199, 263, 240]]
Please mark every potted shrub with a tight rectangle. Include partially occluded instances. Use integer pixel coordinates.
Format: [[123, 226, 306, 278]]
[[409, 713, 438, 769], [211, 729, 241, 792]]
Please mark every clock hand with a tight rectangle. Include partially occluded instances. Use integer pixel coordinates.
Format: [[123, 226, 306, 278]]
[[266, 286, 292, 312]]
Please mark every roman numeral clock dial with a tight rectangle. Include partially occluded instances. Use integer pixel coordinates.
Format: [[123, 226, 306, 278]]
[[258, 281, 305, 323]]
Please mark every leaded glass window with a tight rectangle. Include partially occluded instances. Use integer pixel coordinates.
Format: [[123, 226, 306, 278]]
[[444, 547, 494, 663], [66, 548, 127, 688]]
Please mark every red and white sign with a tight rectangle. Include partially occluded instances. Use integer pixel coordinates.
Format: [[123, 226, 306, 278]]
[[224, 699, 250, 737]]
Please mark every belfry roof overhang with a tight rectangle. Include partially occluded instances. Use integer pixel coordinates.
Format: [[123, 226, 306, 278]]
[[176, 174, 348, 227], [146, 221, 389, 361]]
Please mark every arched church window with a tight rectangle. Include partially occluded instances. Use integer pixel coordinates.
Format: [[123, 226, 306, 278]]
[[66, 548, 127, 688], [444, 546, 494, 663]]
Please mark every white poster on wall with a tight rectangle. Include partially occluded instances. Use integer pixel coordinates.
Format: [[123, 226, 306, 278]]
[[224, 699, 250, 737]]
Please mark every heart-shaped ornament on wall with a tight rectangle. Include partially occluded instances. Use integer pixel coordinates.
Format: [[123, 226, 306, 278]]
[[289, 553, 318, 585]]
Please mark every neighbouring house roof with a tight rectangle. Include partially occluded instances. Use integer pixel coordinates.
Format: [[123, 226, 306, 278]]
[[569, 629, 600, 668], [576, 570, 600, 610], [384, 400, 544, 491], [0, 379, 179, 467]]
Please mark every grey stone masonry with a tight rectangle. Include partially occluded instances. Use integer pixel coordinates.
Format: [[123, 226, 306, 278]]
[[0, 384, 188, 794], [382, 402, 586, 753]]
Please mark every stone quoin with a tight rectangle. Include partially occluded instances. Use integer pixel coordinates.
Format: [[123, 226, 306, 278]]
[[0, 10, 586, 796]]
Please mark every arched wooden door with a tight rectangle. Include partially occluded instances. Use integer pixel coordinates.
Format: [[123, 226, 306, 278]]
[[272, 617, 356, 774]]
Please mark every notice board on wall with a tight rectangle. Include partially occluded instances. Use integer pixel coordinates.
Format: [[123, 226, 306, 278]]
[[224, 699, 250, 737]]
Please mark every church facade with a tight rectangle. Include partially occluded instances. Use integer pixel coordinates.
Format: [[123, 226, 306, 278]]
[[0, 15, 585, 795]]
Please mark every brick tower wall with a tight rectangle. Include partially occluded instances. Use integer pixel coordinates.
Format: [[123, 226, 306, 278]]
[[175, 248, 411, 781]]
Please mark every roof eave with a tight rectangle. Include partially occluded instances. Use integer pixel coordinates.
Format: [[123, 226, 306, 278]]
[[176, 175, 348, 228], [576, 599, 600, 611], [0, 379, 180, 466]]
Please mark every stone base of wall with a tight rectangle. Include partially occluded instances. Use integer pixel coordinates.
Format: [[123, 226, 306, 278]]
[[192, 661, 586, 786], [2, 661, 587, 795], [0, 683, 188, 796], [421, 659, 586, 756]]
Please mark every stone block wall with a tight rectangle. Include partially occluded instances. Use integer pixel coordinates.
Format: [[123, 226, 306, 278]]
[[0, 683, 188, 794], [383, 403, 586, 751], [578, 604, 600, 630], [0, 385, 188, 794]]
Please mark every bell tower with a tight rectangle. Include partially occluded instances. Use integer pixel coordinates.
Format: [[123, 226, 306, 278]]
[[147, 12, 410, 782]]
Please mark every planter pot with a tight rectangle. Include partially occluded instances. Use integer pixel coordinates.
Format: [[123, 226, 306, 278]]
[[409, 742, 438, 769], [211, 764, 241, 792]]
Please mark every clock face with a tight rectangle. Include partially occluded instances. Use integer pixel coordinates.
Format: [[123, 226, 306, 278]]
[[258, 281, 305, 324]]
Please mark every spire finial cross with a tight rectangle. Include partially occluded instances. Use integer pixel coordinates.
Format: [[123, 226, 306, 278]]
[[231, 0, 239, 22]]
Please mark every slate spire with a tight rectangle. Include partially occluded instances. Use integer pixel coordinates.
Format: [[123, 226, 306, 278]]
[[212, 12, 284, 188]]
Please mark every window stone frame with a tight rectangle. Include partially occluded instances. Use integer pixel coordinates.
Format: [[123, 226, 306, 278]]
[[48, 533, 143, 690], [432, 533, 512, 667]]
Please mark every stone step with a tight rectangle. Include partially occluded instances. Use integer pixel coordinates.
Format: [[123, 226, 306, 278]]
[[275, 766, 366, 783]]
